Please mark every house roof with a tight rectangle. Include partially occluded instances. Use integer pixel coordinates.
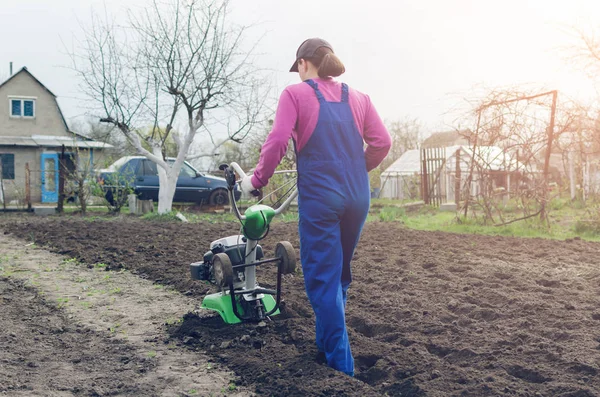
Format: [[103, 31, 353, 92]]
[[0, 67, 104, 144], [0, 66, 57, 96], [381, 149, 421, 175], [382, 145, 524, 176], [444, 145, 523, 172], [422, 130, 471, 148], [0, 67, 75, 135], [0, 135, 113, 149]]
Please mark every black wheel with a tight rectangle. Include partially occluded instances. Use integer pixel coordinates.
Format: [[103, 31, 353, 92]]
[[209, 189, 229, 206], [213, 253, 233, 287], [276, 241, 296, 275]]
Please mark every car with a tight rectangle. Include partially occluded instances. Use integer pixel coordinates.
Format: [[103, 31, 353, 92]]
[[97, 156, 241, 206]]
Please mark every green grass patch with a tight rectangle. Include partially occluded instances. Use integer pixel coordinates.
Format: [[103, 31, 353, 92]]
[[142, 211, 182, 222], [391, 204, 600, 241], [62, 205, 110, 214]]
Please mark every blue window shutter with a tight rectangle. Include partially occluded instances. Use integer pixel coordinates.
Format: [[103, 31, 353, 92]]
[[23, 100, 34, 117], [11, 100, 21, 116], [1, 154, 15, 180]]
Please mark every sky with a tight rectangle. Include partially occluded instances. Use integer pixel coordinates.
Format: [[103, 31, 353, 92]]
[[1, 0, 600, 157]]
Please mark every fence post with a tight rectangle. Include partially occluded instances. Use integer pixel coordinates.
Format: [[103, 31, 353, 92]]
[[25, 163, 31, 210], [455, 148, 461, 204], [540, 90, 558, 221], [421, 148, 429, 204]]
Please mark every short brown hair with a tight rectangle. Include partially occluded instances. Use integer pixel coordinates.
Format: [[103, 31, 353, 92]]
[[307, 47, 346, 78]]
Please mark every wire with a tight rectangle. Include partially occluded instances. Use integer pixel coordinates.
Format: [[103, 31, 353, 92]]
[[272, 182, 298, 208], [257, 177, 298, 207], [235, 224, 266, 261], [231, 175, 295, 262]]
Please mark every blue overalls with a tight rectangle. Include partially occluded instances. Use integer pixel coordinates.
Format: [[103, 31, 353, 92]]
[[297, 79, 370, 376]]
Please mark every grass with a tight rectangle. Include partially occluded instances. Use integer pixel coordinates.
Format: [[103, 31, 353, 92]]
[[164, 317, 183, 326], [109, 287, 122, 295], [385, 200, 600, 241], [62, 205, 111, 214], [62, 258, 79, 266], [142, 211, 182, 222], [371, 197, 422, 207], [56, 297, 69, 308]]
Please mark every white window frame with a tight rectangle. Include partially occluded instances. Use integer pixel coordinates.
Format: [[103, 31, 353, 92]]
[[8, 96, 36, 119]]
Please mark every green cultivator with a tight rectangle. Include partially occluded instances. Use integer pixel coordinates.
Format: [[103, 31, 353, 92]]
[[190, 162, 297, 324]]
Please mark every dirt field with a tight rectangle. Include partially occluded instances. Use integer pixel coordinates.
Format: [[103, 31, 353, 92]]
[[3, 216, 600, 396]]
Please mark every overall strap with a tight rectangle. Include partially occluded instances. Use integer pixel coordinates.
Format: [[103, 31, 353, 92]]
[[341, 83, 349, 103], [304, 79, 326, 103]]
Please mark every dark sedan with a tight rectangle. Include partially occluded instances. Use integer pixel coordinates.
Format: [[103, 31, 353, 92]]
[[98, 156, 241, 205]]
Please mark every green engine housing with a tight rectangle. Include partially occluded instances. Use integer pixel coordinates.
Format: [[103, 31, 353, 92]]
[[242, 204, 275, 240]]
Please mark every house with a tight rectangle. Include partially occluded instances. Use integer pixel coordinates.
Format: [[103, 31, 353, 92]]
[[0, 67, 111, 206]]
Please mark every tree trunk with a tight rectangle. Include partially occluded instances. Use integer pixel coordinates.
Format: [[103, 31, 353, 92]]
[[157, 170, 177, 214]]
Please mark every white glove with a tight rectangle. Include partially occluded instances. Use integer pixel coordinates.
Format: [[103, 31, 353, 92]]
[[240, 175, 257, 196]]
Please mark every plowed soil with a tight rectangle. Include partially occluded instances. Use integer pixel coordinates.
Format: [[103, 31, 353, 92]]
[[4, 216, 600, 396], [0, 275, 158, 396]]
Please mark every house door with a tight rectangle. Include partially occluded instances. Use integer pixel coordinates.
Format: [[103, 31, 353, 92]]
[[41, 153, 59, 203]]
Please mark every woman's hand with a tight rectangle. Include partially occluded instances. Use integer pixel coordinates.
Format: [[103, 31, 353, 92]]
[[240, 175, 259, 197]]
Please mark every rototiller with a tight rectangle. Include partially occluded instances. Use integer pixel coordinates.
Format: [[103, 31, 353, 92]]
[[190, 162, 298, 324]]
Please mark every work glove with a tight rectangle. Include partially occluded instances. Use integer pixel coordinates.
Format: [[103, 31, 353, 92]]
[[240, 175, 260, 197]]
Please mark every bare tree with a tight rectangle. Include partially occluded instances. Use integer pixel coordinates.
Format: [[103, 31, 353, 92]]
[[566, 25, 600, 84], [69, 118, 129, 162], [381, 117, 423, 170], [69, 0, 268, 213], [454, 88, 577, 225]]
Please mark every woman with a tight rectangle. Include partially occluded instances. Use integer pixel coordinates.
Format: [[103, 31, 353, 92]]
[[240, 38, 392, 376]]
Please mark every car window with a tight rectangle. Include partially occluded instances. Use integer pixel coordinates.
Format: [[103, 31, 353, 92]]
[[121, 160, 138, 178], [164, 159, 198, 178], [179, 163, 197, 178], [142, 160, 158, 176]]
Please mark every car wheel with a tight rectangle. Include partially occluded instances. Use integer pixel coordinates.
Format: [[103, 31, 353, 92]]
[[209, 189, 229, 206]]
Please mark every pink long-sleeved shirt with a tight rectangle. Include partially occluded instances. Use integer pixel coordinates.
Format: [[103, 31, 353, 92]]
[[251, 77, 392, 189]]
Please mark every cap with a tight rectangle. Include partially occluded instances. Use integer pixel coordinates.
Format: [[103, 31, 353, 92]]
[[289, 38, 334, 73]]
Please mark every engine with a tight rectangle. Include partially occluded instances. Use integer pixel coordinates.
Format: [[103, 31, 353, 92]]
[[190, 235, 264, 282]]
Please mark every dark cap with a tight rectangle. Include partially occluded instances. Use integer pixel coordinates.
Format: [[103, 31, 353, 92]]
[[289, 38, 334, 73]]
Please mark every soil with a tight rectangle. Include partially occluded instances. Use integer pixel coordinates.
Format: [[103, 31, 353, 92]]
[[0, 275, 160, 396], [0, 229, 250, 397], [3, 216, 600, 396]]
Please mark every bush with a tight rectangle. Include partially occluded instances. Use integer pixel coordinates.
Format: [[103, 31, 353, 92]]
[[90, 172, 134, 214]]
